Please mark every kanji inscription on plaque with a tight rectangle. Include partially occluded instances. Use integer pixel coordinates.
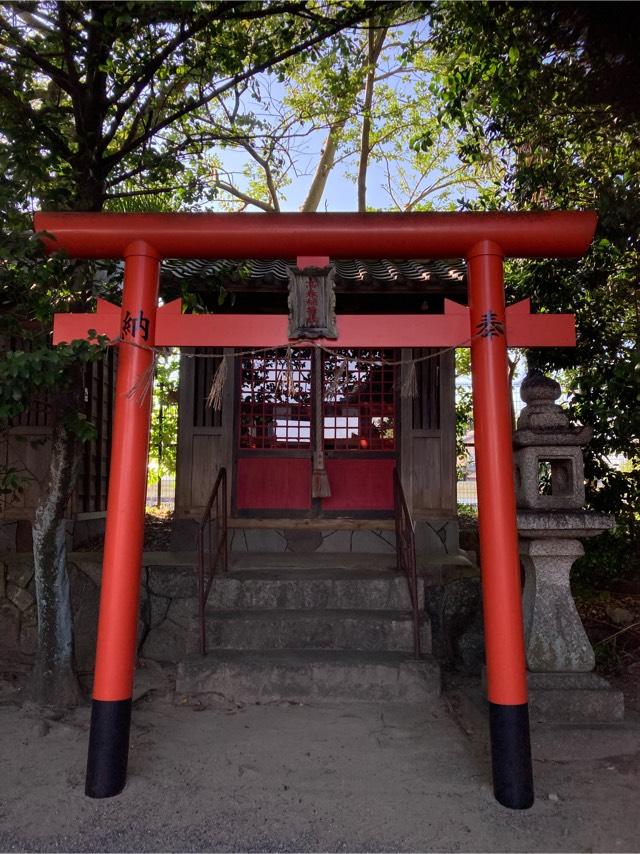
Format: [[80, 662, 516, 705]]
[[287, 264, 337, 339]]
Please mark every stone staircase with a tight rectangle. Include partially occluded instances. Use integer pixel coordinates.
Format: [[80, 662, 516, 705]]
[[176, 553, 441, 704]]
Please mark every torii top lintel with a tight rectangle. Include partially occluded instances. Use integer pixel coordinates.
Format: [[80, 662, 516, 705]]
[[34, 210, 597, 260]]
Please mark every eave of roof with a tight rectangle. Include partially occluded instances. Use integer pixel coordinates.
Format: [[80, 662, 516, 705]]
[[160, 258, 467, 292]]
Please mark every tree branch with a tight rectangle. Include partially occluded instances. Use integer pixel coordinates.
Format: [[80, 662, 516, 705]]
[[56, 4, 81, 89], [0, 77, 73, 160], [357, 20, 388, 211], [213, 178, 276, 212], [100, 4, 383, 173], [0, 12, 75, 97], [104, 185, 183, 200], [300, 122, 344, 212]]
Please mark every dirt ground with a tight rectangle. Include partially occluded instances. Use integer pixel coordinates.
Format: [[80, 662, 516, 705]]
[[0, 672, 639, 854], [7, 513, 638, 851]]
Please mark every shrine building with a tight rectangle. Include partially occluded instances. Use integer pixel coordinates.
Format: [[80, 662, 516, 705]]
[[163, 256, 466, 556]]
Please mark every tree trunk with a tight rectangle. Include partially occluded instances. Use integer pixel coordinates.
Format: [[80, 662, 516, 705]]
[[357, 22, 387, 212], [31, 416, 83, 707], [300, 122, 344, 212]]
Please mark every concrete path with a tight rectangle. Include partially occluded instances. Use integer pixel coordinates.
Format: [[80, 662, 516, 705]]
[[1, 679, 638, 852]]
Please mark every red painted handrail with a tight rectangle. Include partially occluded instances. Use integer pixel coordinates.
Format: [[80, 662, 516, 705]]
[[393, 468, 422, 660], [197, 467, 228, 656]]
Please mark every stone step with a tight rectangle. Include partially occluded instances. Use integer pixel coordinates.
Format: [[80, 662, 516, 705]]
[[200, 609, 431, 653], [176, 650, 441, 704], [206, 570, 424, 611], [141, 552, 475, 599], [230, 552, 399, 572]]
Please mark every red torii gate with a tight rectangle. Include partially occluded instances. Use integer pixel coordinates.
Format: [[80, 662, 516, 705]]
[[36, 210, 597, 811]]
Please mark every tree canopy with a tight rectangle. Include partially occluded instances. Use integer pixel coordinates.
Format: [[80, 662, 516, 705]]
[[0, 0, 403, 704], [429, 1, 640, 580], [1, 1, 639, 706]]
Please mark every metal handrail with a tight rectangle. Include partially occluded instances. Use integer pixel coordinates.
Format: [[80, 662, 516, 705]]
[[197, 467, 228, 655], [393, 468, 422, 659]]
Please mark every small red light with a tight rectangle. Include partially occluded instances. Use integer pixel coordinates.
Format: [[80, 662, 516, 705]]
[[359, 438, 369, 449]]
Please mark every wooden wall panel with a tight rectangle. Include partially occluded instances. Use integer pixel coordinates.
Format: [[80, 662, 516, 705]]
[[77, 348, 116, 514], [175, 347, 234, 517], [411, 437, 442, 512], [400, 347, 456, 517], [190, 434, 225, 507], [2, 428, 51, 519], [1, 339, 115, 521]]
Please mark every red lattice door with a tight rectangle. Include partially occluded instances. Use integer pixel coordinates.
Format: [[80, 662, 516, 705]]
[[235, 348, 397, 516], [320, 349, 397, 513]]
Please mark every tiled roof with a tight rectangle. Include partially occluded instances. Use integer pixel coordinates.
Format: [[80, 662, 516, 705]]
[[161, 258, 466, 289]]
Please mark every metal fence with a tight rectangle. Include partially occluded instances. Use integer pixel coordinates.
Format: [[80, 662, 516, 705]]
[[146, 477, 176, 508], [456, 377, 526, 508]]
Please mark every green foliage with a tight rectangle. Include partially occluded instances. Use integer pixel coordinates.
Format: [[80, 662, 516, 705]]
[[204, 7, 495, 214], [0, 0, 392, 490], [454, 348, 473, 477], [148, 352, 179, 486], [0, 462, 24, 510], [430, 2, 640, 585], [573, 525, 640, 592], [0, 1, 391, 211], [456, 502, 477, 520], [455, 386, 473, 477], [0, 337, 107, 424]]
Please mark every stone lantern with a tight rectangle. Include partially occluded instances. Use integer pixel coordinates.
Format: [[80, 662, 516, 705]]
[[514, 371, 623, 722], [514, 371, 591, 511]]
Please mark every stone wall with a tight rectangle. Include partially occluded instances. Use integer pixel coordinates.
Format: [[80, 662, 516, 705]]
[[0, 554, 38, 671], [0, 554, 198, 676], [0, 518, 462, 678]]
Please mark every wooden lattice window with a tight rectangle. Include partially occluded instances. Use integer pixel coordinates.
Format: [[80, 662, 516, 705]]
[[239, 349, 312, 449], [322, 349, 397, 451]]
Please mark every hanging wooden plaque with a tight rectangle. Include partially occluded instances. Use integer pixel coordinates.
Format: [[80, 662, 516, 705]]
[[287, 265, 337, 339]]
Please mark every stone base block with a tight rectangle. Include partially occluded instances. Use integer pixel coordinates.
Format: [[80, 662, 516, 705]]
[[527, 671, 624, 723], [176, 650, 441, 704]]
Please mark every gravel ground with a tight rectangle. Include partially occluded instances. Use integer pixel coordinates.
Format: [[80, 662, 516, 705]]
[[1, 676, 639, 853]]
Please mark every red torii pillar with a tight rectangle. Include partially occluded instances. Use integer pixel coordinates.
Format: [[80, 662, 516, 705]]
[[36, 210, 597, 809]]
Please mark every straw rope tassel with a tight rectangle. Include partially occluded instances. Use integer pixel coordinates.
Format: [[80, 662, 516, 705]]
[[207, 353, 228, 410], [311, 352, 331, 498], [401, 359, 418, 399], [126, 351, 158, 406], [312, 451, 332, 498], [285, 345, 297, 397]]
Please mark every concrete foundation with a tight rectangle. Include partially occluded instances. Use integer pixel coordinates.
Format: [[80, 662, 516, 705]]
[[527, 672, 624, 723]]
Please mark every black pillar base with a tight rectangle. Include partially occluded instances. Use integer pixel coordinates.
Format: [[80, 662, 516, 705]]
[[489, 702, 534, 809], [85, 698, 132, 799]]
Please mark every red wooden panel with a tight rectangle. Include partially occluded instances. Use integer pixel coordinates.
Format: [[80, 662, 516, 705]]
[[54, 296, 574, 349], [322, 458, 395, 511], [445, 299, 576, 347], [236, 457, 311, 510]]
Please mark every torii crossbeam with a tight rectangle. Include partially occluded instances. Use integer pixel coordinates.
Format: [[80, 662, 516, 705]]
[[36, 210, 597, 811]]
